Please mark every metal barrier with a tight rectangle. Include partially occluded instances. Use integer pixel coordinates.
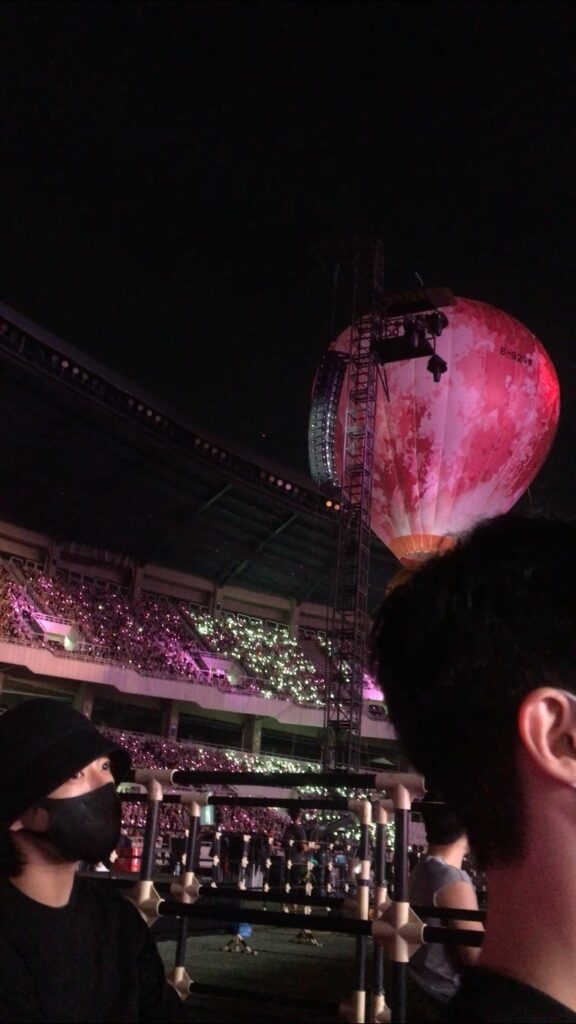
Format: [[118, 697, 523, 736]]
[[94, 768, 487, 1023]]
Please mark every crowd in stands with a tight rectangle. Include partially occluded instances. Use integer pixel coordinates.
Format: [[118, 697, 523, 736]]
[[0, 564, 37, 642], [19, 568, 208, 681], [105, 727, 409, 890], [101, 724, 487, 902], [0, 559, 389, 719], [105, 726, 315, 838], [185, 609, 324, 706]]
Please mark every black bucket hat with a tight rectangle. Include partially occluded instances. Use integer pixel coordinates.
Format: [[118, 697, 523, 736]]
[[0, 698, 131, 826]]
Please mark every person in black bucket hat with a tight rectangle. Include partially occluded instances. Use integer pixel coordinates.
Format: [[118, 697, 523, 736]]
[[0, 698, 189, 1023]]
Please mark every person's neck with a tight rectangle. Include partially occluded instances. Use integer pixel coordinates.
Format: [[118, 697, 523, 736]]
[[11, 861, 77, 907], [426, 837, 467, 869], [481, 796, 576, 1012], [10, 835, 78, 907]]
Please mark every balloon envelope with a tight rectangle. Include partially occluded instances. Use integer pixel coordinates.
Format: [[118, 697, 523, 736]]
[[330, 297, 560, 566]]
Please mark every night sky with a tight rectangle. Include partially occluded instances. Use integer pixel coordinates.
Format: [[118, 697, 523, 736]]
[[2, 1, 575, 512]]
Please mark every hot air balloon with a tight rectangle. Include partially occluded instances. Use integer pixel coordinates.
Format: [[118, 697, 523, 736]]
[[309, 295, 560, 567]]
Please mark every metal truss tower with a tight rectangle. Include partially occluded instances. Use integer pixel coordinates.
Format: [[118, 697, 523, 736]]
[[322, 240, 385, 771]]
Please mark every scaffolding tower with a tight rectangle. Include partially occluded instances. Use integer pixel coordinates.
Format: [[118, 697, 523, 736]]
[[322, 240, 385, 770], [316, 241, 453, 770]]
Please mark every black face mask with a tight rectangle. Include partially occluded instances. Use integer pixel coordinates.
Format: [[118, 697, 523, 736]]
[[32, 783, 122, 864]]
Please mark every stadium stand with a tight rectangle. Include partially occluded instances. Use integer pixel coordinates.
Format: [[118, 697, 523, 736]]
[[184, 608, 324, 705], [106, 726, 318, 838], [0, 559, 344, 710], [0, 301, 396, 787]]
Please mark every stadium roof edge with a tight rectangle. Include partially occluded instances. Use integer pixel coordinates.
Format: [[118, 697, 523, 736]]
[[0, 301, 399, 605], [0, 300, 318, 492]]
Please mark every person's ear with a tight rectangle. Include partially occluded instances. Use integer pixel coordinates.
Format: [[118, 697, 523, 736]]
[[518, 688, 576, 786], [8, 805, 49, 833]]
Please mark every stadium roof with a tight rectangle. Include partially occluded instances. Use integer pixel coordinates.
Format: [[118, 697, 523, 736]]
[[0, 302, 398, 608]]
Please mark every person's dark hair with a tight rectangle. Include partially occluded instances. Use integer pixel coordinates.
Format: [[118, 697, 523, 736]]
[[416, 799, 466, 846], [289, 807, 302, 823], [0, 829, 25, 880], [370, 515, 576, 867]]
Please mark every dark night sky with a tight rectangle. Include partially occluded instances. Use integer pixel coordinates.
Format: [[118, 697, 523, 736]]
[[1, 0, 576, 510]]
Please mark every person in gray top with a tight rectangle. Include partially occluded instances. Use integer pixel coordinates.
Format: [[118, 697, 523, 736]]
[[407, 798, 483, 1020]]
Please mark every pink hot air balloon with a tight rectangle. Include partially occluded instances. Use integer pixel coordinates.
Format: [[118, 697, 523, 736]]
[[313, 296, 560, 567]]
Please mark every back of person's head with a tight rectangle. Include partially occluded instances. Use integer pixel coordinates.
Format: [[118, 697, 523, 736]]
[[417, 796, 466, 847], [289, 807, 301, 823], [0, 698, 130, 878], [371, 514, 576, 868]]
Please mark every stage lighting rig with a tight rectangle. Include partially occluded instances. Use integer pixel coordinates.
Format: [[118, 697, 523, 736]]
[[371, 305, 449, 382], [425, 309, 449, 337], [369, 279, 452, 377], [427, 352, 448, 383], [403, 315, 427, 349]]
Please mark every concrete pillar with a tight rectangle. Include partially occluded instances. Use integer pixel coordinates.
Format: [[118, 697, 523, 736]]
[[44, 542, 62, 576], [162, 700, 180, 740], [74, 682, 94, 719], [211, 586, 224, 618], [288, 600, 300, 636], [242, 716, 264, 755], [131, 565, 145, 601]]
